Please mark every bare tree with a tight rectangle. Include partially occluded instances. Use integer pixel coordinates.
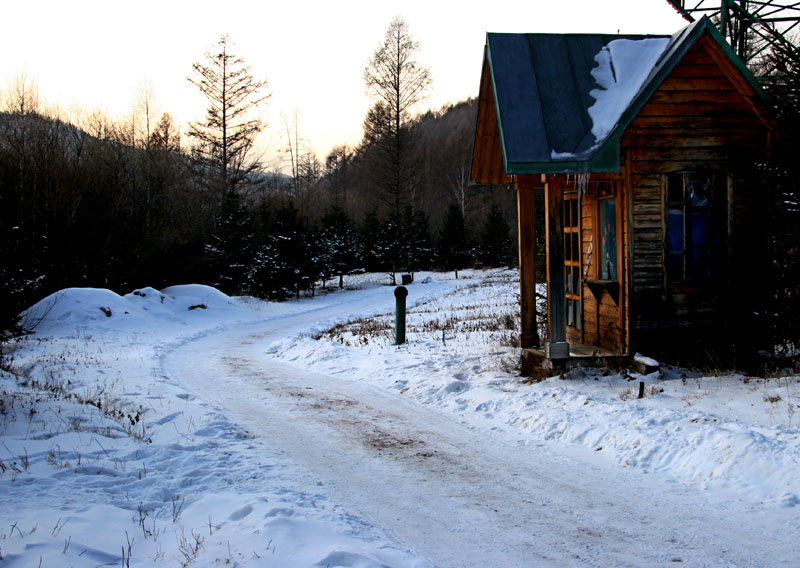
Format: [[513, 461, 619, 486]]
[[133, 81, 160, 150], [282, 110, 303, 199], [1, 71, 41, 116], [324, 144, 351, 208], [187, 34, 270, 197], [363, 16, 431, 214]]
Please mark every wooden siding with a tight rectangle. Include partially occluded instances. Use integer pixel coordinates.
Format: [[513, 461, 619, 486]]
[[561, 176, 627, 354], [471, 57, 513, 185], [621, 37, 771, 350]]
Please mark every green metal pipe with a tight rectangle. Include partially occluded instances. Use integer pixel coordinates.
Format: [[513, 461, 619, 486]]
[[394, 286, 408, 345]]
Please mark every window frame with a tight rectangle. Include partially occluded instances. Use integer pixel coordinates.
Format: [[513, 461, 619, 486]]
[[564, 193, 582, 331], [664, 171, 727, 286]]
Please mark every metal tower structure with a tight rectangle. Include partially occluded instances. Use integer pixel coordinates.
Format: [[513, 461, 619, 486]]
[[666, 1, 800, 77]]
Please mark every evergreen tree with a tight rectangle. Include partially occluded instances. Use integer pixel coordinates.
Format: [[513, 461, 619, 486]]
[[359, 210, 385, 274], [318, 207, 361, 288], [205, 189, 254, 294], [0, 191, 44, 335], [437, 202, 473, 279], [478, 202, 512, 267], [403, 206, 433, 274], [379, 209, 406, 284], [248, 203, 315, 300]]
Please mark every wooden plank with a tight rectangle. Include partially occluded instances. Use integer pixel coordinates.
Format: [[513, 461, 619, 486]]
[[698, 35, 779, 135], [471, 56, 513, 185], [545, 177, 567, 349], [624, 132, 758, 147], [517, 185, 539, 348], [627, 116, 760, 130], [634, 103, 751, 118], [647, 90, 746, 105], [599, 301, 620, 317], [631, 147, 729, 162], [624, 126, 758, 138], [675, 47, 717, 66], [657, 77, 737, 91], [665, 64, 726, 78]]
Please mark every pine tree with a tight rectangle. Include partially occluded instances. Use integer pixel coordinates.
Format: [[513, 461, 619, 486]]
[[403, 206, 433, 274], [437, 202, 473, 279], [380, 210, 406, 284], [248, 203, 315, 300], [318, 207, 361, 289], [359, 210, 385, 274], [478, 202, 512, 267], [205, 189, 254, 294], [0, 191, 45, 335]]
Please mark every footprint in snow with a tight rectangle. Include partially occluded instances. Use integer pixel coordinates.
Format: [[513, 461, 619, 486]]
[[228, 504, 253, 521], [314, 551, 391, 568]]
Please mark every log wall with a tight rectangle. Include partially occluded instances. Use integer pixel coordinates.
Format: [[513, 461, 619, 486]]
[[621, 36, 771, 352]]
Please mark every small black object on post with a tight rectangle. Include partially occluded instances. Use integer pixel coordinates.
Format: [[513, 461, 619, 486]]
[[394, 286, 408, 345]]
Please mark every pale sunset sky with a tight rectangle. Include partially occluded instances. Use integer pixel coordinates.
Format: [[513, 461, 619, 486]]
[[1, 0, 687, 167]]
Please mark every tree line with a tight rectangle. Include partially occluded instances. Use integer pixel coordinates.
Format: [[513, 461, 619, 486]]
[[0, 21, 518, 335]]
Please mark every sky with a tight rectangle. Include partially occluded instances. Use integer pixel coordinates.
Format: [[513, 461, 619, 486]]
[[1, 0, 688, 169]]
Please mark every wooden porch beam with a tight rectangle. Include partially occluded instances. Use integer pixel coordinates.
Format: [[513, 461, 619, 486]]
[[545, 176, 569, 359], [517, 176, 539, 348]]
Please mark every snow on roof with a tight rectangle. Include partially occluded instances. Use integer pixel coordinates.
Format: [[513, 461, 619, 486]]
[[481, 17, 765, 174], [587, 37, 670, 144]]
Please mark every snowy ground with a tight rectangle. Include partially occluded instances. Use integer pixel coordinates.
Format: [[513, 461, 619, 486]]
[[1, 269, 799, 567]]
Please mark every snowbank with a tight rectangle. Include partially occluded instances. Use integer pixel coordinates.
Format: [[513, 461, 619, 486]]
[[3, 271, 800, 566]]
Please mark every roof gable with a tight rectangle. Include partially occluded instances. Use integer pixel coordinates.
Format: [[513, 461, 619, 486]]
[[476, 17, 770, 176]]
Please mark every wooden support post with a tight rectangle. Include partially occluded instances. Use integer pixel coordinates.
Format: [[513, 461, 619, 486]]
[[545, 176, 569, 360], [517, 178, 539, 348]]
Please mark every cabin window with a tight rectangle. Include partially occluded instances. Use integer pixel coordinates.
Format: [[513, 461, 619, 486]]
[[564, 194, 581, 330], [666, 172, 724, 283], [598, 197, 618, 280]]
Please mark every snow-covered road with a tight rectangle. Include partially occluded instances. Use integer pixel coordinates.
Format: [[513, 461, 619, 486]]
[[6, 273, 798, 566], [160, 288, 794, 567]]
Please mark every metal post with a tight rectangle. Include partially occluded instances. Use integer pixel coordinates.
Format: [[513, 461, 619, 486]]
[[394, 286, 408, 345], [720, 0, 730, 39]]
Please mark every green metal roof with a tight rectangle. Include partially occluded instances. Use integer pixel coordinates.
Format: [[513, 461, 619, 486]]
[[484, 17, 767, 174]]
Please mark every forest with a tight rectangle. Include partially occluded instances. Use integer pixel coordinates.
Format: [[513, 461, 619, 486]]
[[0, 22, 520, 334]]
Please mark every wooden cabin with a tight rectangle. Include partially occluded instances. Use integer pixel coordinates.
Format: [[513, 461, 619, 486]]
[[471, 17, 777, 368]]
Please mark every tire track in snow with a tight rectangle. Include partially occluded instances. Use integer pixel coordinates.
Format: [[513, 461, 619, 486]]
[[158, 309, 796, 568]]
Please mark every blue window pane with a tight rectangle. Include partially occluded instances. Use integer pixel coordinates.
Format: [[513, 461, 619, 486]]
[[576, 300, 582, 330], [667, 254, 683, 281], [667, 174, 684, 202], [692, 212, 708, 247], [567, 299, 574, 327], [572, 233, 579, 263], [599, 198, 617, 280], [668, 209, 684, 253], [692, 249, 710, 280], [690, 178, 709, 206]]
